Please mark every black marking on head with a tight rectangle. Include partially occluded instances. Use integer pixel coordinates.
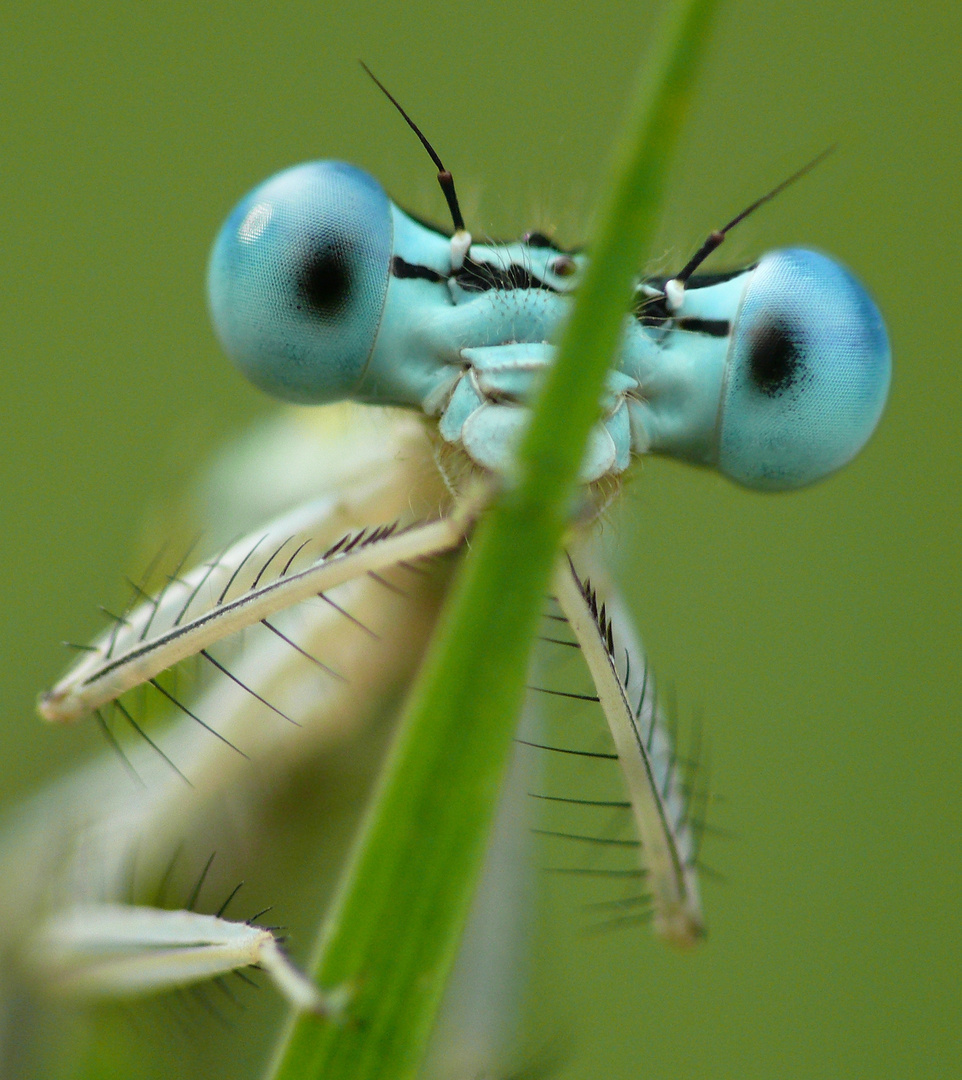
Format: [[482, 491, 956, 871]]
[[633, 305, 731, 340], [296, 241, 352, 319], [747, 317, 803, 396], [675, 317, 731, 338], [455, 257, 557, 294], [391, 251, 562, 294], [391, 255, 446, 283]]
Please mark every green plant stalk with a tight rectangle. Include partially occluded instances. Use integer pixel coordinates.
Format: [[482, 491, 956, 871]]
[[269, 2, 718, 1077]]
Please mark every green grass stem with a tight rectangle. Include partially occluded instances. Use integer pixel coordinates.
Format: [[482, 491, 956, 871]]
[[268, 3, 718, 1077]]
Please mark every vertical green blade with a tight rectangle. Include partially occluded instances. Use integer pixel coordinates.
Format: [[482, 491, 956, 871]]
[[269, 3, 719, 1078]]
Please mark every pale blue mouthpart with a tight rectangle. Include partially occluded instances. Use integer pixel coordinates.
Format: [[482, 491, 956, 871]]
[[207, 160, 890, 491]]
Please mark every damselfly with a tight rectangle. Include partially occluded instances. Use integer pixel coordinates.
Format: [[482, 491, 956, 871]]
[[7, 72, 890, 1036]]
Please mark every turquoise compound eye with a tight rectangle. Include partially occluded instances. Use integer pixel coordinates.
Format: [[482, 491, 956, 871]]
[[207, 161, 393, 404], [718, 249, 891, 490]]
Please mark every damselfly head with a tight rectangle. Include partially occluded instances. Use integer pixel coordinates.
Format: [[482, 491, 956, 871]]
[[208, 146, 890, 497]]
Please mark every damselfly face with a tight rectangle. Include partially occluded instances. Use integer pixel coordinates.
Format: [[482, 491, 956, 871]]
[[208, 160, 889, 492], [8, 119, 890, 1070]]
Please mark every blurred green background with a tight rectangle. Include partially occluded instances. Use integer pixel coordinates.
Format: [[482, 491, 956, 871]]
[[2, 1, 959, 1077]]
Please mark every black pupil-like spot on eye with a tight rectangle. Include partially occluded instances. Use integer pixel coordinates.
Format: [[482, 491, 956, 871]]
[[748, 318, 802, 397], [296, 241, 351, 319]]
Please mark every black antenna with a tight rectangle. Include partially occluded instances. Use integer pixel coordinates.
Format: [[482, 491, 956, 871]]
[[359, 61, 466, 234], [672, 145, 837, 286]]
